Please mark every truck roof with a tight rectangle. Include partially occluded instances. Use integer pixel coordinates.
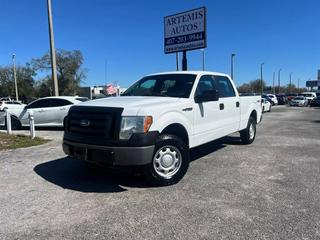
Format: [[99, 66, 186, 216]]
[[146, 71, 231, 78]]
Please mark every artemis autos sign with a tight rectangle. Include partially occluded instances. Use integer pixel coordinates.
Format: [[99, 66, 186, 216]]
[[164, 7, 206, 53]]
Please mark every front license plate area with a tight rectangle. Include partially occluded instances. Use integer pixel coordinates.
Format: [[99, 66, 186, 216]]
[[73, 147, 88, 161]]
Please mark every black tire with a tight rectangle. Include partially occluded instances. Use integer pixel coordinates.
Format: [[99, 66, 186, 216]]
[[262, 107, 265, 113], [63, 116, 68, 130], [268, 106, 271, 112], [143, 134, 190, 186], [240, 117, 256, 144], [5, 115, 21, 130]]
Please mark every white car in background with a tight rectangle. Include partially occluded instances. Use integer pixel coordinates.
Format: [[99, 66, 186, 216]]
[[0, 101, 26, 126], [0, 100, 26, 112], [267, 94, 278, 105], [300, 92, 316, 104], [1, 96, 88, 129], [261, 98, 271, 112]]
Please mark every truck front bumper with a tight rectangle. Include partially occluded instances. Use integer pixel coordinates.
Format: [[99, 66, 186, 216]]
[[62, 131, 159, 167], [63, 140, 155, 166]]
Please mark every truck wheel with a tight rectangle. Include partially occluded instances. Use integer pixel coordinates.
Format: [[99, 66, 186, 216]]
[[240, 117, 256, 144], [143, 134, 189, 186], [63, 116, 68, 130]]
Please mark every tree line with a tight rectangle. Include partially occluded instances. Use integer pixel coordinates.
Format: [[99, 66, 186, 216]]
[[0, 49, 86, 102], [237, 79, 306, 94]]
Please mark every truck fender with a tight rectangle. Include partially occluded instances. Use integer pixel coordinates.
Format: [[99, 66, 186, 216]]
[[149, 112, 192, 143]]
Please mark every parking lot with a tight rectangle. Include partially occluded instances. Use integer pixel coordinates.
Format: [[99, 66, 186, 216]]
[[0, 106, 320, 239]]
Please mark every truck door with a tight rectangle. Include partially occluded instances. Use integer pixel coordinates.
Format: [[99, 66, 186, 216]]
[[214, 75, 240, 133], [193, 75, 225, 146]]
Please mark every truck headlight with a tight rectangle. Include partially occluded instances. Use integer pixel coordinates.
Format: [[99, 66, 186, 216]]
[[119, 116, 153, 140]]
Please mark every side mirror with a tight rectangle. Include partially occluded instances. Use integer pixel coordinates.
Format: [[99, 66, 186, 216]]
[[195, 89, 219, 103]]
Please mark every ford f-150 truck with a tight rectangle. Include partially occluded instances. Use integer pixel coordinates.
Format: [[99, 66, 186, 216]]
[[63, 71, 262, 185]]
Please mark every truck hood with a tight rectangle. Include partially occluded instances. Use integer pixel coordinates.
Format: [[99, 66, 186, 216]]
[[78, 96, 181, 115]]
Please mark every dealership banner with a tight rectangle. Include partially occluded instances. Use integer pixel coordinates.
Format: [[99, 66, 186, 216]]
[[306, 80, 320, 87], [164, 7, 206, 53]]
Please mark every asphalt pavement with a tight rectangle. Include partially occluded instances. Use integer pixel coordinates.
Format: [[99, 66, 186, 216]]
[[0, 106, 320, 239]]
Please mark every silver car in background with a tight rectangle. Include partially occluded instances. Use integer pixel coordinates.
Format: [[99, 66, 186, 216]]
[[289, 96, 308, 107]]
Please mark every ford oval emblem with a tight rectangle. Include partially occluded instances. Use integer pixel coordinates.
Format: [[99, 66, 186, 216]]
[[80, 119, 90, 127]]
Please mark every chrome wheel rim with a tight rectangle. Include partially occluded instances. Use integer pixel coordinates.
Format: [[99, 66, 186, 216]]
[[249, 123, 255, 140], [153, 145, 182, 179]]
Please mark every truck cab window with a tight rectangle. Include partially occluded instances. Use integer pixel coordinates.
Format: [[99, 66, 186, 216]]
[[214, 76, 236, 98], [195, 75, 217, 96]]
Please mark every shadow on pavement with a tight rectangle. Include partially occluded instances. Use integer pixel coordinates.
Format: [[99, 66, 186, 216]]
[[190, 135, 241, 161], [34, 136, 241, 193], [33, 157, 148, 193]]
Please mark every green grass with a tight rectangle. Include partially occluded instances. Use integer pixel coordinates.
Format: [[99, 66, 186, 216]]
[[0, 132, 50, 151]]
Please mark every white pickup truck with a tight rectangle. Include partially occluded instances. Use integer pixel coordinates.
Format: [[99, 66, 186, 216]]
[[63, 71, 262, 185]]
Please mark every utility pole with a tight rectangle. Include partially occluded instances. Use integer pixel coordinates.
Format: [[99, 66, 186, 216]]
[[272, 72, 275, 94], [12, 54, 19, 101], [260, 62, 264, 94], [278, 69, 282, 94], [298, 78, 300, 93], [47, 0, 59, 96], [231, 53, 236, 80]]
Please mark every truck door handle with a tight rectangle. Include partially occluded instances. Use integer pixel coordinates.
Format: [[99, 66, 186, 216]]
[[236, 101, 240, 108], [219, 103, 224, 110]]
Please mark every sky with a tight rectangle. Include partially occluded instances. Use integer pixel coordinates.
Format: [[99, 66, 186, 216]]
[[0, 0, 319, 88]]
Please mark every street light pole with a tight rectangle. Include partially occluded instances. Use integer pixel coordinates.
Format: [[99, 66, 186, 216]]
[[278, 69, 282, 94], [12, 54, 19, 101], [47, 0, 59, 96], [260, 62, 264, 94], [231, 53, 236, 80], [289, 72, 292, 93]]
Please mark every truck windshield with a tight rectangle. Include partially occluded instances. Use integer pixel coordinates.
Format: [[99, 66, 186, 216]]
[[122, 74, 197, 98]]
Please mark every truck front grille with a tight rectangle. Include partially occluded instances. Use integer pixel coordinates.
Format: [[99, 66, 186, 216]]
[[67, 106, 123, 139]]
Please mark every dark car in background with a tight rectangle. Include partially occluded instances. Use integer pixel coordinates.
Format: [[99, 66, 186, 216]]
[[261, 94, 273, 105], [276, 94, 286, 105], [310, 96, 320, 107]]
